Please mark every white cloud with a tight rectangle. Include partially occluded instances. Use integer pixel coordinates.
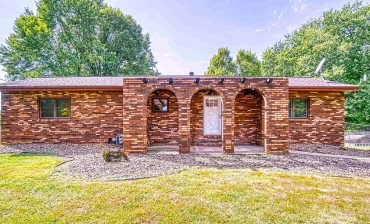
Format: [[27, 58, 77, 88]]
[[277, 11, 284, 20], [285, 24, 297, 33], [254, 28, 263, 33], [197, 60, 208, 64], [274, 10, 277, 15], [161, 53, 170, 58], [290, 0, 307, 14]]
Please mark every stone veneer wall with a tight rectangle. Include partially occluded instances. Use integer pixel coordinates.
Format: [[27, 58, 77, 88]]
[[234, 91, 263, 145], [147, 89, 179, 145], [122, 77, 290, 153], [1, 91, 123, 144], [289, 91, 345, 145]]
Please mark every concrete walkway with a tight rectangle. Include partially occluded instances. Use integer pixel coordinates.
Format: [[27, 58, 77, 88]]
[[290, 150, 370, 162], [147, 144, 265, 154]]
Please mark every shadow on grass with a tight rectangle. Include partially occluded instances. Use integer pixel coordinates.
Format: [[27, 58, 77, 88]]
[[10, 151, 53, 157]]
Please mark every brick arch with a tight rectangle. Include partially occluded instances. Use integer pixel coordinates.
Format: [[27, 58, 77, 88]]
[[145, 86, 179, 100], [188, 87, 226, 105], [231, 88, 267, 106], [189, 88, 225, 149], [233, 88, 268, 152], [146, 88, 180, 147]]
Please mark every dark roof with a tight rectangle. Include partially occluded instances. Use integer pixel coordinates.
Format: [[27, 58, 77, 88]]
[[288, 77, 357, 88], [0, 76, 359, 91], [0, 76, 123, 87]]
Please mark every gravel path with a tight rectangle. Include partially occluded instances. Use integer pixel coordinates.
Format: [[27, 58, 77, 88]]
[[290, 144, 370, 157], [1, 144, 369, 180]]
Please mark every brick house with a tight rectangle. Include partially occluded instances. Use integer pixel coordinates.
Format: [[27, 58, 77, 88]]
[[0, 76, 358, 154]]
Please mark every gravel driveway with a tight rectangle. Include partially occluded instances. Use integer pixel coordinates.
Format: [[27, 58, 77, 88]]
[[1, 144, 369, 180]]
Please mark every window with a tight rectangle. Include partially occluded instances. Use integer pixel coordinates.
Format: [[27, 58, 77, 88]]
[[152, 98, 169, 112], [40, 98, 71, 118], [289, 99, 308, 119]]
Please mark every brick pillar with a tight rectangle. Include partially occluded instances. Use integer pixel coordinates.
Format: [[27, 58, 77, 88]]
[[122, 79, 148, 153], [264, 91, 289, 153], [223, 95, 234, 153], [178, 101, 190, 153]]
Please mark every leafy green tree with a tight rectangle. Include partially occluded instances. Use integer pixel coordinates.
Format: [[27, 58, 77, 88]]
[[345, 81, 370, 124], [261, 1, 369, 124], [206, 47, 236, 76], [0, 0, 157, 80], [235, 49, 260, 75]]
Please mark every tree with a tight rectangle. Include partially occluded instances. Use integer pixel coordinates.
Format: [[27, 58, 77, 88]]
[[205, 47, 236, 76], [261, 1, 369, 124], [345, 81, 370, 124], [235, 49, 260, 75], [0, 0, 157, 80]]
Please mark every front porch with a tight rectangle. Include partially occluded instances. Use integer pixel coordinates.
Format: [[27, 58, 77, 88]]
[[122, 76, 290, 154], [147, 144, 265, 154]]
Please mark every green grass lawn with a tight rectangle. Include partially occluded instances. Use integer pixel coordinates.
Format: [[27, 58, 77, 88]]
[[0, 154, 369, 223]]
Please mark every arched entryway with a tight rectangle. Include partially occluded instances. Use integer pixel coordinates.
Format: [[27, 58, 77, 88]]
[[234, 89, 266, 153], [190, 89, 224, 153], [147, 89, 179, 153]]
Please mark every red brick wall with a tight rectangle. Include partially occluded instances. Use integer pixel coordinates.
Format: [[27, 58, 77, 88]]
[[190, 89, 222, 147], [289, 91, 345, 145], [122, 77, 290, 153], [234, 91, 263, 145], [147, 90, 179, 145], [5, 78, 348, 153], [1, 91, 123, 144]]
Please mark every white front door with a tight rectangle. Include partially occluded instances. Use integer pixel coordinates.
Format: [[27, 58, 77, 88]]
[[203, 96, 222, 135]]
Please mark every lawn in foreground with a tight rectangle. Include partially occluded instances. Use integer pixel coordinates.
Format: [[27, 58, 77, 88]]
[[0, 154, 369, 223]]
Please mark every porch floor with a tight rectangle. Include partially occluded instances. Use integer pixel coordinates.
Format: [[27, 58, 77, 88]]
[[147, 144, 265, 154]]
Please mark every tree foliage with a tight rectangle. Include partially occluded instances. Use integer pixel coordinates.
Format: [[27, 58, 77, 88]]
[[206, 47, 260, 76], [206, 47, 236, 76], [235, 49, 260, 76], [261, 1, 369, 124], [0, 0, 157, 80]]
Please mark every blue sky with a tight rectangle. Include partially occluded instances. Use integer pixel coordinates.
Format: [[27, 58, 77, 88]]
[[0, 0, 357, 79]]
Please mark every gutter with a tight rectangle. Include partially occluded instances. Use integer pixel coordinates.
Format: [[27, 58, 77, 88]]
[[0, 85, 359, 92], [0, 86, 123, 92], [289, 86, 359, 92]]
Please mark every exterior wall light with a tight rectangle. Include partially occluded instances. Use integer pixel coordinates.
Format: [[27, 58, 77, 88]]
[[194, 78, 200, 83], [218, 77, 225, 84], [266, 78, 273, 83], [240, 77, 247, 83], [168, 77, 173, 84], [143, 78, 148, 83]]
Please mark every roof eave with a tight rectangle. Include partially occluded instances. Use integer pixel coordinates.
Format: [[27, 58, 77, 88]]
[[0, 86, 123, 92], [289, 86, 359, 92]]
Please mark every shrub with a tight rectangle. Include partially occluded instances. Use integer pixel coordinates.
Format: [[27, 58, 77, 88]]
[[102, 149, 128, 162], [102, 149, 111, 162]]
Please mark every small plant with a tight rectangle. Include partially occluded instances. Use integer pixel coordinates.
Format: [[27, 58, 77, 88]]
[[102, 149, 111, 162], [102, 149, 128, 162]]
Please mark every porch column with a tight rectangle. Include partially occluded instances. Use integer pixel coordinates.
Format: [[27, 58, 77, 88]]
[[122, 79, 148, 153], [264, 92, 289, 153], [178, 100, 190, 153], [223, 95, 234, 153]]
